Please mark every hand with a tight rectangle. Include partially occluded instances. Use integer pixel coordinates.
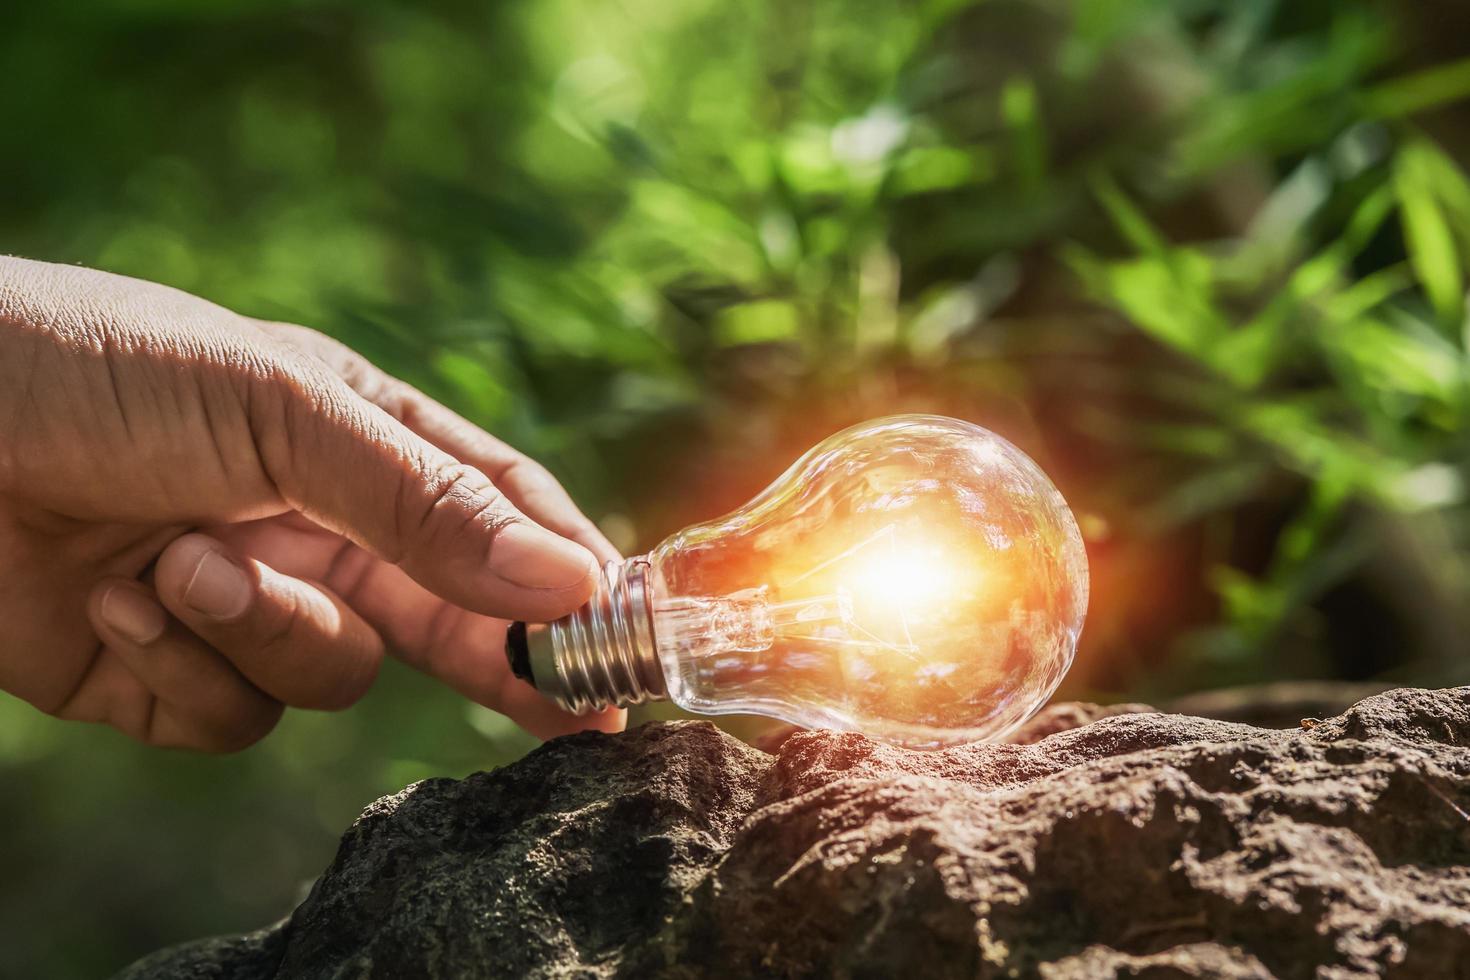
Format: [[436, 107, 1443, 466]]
[[0, 256, 625, 750]]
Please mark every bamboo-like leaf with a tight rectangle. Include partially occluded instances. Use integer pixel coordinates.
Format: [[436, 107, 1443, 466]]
[[1361, 56, 1470, 121], [1395, 143, 1466, 331], [1001, 76, 1048, 192], [1068, 246, 1227, 359], [1089, 172, 1168, 255]]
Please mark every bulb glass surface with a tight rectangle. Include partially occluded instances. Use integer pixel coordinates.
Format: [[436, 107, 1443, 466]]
[[646, 415, 1088, 748]]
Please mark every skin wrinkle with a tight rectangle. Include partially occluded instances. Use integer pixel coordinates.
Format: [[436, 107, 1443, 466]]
[[195, 348, 279, 511], [243, 360, 304, 520], [138, 685, 161, 746], [0, 328, 53, 494], [192, 368, 235, 494], [469, 508, 522, 586], [84, 656, 135, 732], [119, 344, 223, 521], [249, 580, 302, 657], [323, 535, 378, 610], [276, 325, 514, 500], [99, 340, 136, 442], [388, 457, 413, 569], [278, 367, 378, 534], [27, 525, 180, 717], [152, 625, 281, 745], [50, 642, 106, 719], [256, 317, 614, 563], [47, 523, 182, 718], [0, 336, 39, 492], [411, 462, 492, 544], [420, 601, 477, 681], [314, 610, 383, 709], [218, 562, 381, 711], [424, 468, 524, 584], [414, 602, 462, 676]]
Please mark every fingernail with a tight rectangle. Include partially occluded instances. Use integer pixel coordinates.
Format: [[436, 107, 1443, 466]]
[[183, 550, 253, 620], [100, 586, 167, 646], [491, 522, 598, 590]]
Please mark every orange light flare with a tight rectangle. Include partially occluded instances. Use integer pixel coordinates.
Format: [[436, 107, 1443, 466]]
[[757, 518, 1013, 701], [842, 535, 978, 627]]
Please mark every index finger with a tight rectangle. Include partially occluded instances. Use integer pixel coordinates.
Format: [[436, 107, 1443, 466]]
[[257, 322, 621, 564]]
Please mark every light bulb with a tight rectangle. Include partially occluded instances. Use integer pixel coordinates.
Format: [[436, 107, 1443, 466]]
[[506, 415, 1088, 748]]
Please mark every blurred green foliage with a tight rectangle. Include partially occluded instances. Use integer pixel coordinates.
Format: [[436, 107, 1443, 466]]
[[3, 0, 1469, 975]]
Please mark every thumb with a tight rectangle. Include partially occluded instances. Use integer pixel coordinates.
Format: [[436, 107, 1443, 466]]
[[250, 366, 599, 622]]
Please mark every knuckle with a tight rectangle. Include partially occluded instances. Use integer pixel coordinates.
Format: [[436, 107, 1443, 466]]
[[273, 325, 383, 401], [247, 355, 360, 459], [273, 360, 357, 427], [226, 332, 300, 395], [323, 540, 378, 607], [422, 603, 469, 665], [252, 320, 321, 351], [499, 456, 562, 502], [371, 378, 414, 422], [244, 582, 381, 712], [401, 461, 511, 548], [251, 588, 302, 659]]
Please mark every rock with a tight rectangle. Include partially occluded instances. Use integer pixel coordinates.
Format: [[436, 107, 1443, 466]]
[[1004, 700, 1157, 743], [118, 688, 1470, 979]]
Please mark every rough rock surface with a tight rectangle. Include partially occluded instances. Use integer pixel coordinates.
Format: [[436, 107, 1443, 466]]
[[119, 688, 1470, 979]]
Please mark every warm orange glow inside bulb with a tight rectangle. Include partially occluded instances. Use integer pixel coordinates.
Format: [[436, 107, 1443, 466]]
[[844, 539, 957, 618]]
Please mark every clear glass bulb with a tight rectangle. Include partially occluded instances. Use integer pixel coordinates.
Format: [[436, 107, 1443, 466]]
[[507, 415, 1089, 748]]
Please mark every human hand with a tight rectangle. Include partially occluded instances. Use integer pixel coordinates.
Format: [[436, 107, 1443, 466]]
[[0, 256, 624, 750]]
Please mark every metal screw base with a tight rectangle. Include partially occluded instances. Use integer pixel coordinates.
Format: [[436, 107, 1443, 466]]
[[506, 557, 667, 714]]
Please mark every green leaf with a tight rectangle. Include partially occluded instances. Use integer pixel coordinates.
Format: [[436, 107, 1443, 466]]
[[889, 144, 994, 195], [1319, 264, 1413, 324], [1405, 138, 1470, 255], [1001, 76, 1048, 192], [1173, 13, 1385, 176], [1069, 248, 1223, 356], [1331, 316, 1465, 404], [431, 348, 513, 424], [1088, 172, 1168, 255], [1239, 398, 1404, 499], [1140, 459, 1269, 531], [1361, 56, 1470, 120], [714, 299, 802, 346], [1395, 143, 1466, 331]]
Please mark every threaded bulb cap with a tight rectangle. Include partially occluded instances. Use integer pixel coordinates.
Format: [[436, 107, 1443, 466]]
[[506, 558, 667, 714]]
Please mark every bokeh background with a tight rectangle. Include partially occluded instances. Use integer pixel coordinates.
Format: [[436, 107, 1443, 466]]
[[3, 0, 1470, 975]]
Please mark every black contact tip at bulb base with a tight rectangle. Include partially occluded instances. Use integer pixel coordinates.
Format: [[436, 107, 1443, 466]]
[[505, 621, 534, 684]]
